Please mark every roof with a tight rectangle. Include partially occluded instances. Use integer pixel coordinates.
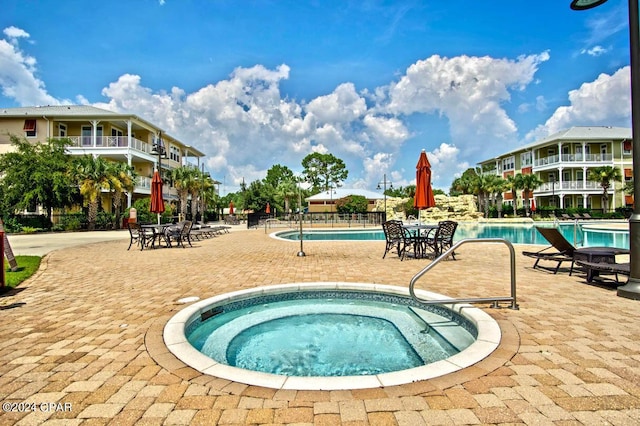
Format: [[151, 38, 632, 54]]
[[478, 126, 632, 164], [0, 105, 205, 157], [306, 188, 384, 201], [2, 105, 124, 117]]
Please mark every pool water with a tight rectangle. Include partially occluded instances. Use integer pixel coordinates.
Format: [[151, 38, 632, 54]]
[[274, 223, 629, 248], [187, 294, 476, 377]]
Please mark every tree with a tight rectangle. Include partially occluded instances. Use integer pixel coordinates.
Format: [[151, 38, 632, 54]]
[[506, 173, 523, 210], [171, 166, 198, 219], [301, 152, 348, 192], [0, 135, 77, 226], [106, 161, 137, 227], [275, 178, 298, 216], [335, 195, 368, 214], [263, 164, 295, 190], [588, 166, 622, 212], [74, 155, 112, 230], [520, 173, 543, 217]]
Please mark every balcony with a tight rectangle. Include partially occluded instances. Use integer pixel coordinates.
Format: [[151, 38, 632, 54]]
[[534, 153, 613, 168], [57, 136, 153, 154], [537, 180, 603, 193]]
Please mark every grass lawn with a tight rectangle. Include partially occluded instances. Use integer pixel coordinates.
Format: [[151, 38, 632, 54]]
[[3, 256, 41, 289]]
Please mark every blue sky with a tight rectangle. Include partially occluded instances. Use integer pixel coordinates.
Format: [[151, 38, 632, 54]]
[[0, 0, 633, 193]]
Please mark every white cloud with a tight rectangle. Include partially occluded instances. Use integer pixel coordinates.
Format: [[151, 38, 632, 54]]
[[427, 143, 468, 189], [380, 52, 550, 157], [580, 45, 608, 57], [525, 67, 630, 142], [0, 26, 60, 106], [3, 26, 30, 41]]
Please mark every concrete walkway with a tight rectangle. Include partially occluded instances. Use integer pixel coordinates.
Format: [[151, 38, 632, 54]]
[[1, 228, 639, 425]]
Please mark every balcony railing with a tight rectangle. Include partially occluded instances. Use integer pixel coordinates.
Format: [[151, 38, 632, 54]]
[[537, 181, 602, 192], [534, 153, 613, 167], [61, 136, 153, 154], [136, 176, 151, 190]]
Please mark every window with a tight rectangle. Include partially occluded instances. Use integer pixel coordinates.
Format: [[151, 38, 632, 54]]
[[58, 123, 67, 137], [111, 127, 124, 146], [23, 119, 36, 137], [625, 168, 633, 181], [623, 139, 632, 154], [520, 152, 532, 167], [81, 125, 103, 146], [170, 146, 180, 162], [501, 156, 515, 171]]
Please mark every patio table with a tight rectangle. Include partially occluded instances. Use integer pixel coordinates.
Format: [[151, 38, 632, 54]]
[[403, 224, 438, 259]]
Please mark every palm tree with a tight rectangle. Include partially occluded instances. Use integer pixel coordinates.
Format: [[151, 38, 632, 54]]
[[171, 166, 198, 219], [275, 178, 298, 216], [506, 173, 523, 211], [107, 162, 137, 228], [520, 173, 543, 217], [74, 155, 111, 230], [588, 166, 622, 213]]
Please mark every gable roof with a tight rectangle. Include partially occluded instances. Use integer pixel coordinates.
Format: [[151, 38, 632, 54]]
[[306, 188, 384, 201]]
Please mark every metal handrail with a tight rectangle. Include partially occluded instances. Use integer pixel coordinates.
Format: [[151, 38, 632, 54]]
[[409, 238, 519, 310]]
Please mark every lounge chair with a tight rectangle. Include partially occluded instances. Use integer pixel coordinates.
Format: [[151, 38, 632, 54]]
[[522, 227, 577, 274], [574, 260, 630, 283]]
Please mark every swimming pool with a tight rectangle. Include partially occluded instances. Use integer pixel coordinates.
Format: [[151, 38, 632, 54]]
[[273, 222, 629, 248], [164, 283, 501, 390]]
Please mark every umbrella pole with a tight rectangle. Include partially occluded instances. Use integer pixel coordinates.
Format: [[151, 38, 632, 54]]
[[157, 213, 161, 225]]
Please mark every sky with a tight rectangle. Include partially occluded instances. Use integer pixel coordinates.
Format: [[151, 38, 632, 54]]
[[0, 0, 634, 194]]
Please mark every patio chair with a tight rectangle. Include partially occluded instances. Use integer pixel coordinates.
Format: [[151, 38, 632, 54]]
[[127, 222, 155, 250], [522, 226, 576, 274], [382, 220, 403, 259], [423, 220, 458, 259], [166, 220, 193, 248]]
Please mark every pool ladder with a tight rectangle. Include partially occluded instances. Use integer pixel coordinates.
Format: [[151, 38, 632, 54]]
[[409, 238, 519, 310]]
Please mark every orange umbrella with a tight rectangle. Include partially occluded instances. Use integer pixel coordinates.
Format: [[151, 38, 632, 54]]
[[150, 170, 165, 224], [266, 202, 271, 214], [414, 149, 436, 216], [229, 201, 235, 215]]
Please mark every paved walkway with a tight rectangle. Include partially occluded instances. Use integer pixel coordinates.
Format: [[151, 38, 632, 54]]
[[1, 228, 639, 425]]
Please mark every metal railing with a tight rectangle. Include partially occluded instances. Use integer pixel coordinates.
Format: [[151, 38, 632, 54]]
[[409, 238, 519, 310]]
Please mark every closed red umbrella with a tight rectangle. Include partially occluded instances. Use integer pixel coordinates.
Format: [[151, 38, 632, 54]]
[[229, 201, 235, 215], [266, 202, 271, 214], [150, 170, 165, 224], [414, 149, 436, 220]]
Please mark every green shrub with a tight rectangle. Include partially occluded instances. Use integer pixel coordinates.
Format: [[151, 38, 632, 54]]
[[20, 226, 40, 234]]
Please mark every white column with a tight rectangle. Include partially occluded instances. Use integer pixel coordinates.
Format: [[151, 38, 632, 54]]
[[91, 120, 98, 147], [127, 120, 132, 148]]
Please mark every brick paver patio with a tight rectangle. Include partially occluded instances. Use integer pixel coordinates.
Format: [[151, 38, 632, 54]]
[[1, 227, 639, 425]]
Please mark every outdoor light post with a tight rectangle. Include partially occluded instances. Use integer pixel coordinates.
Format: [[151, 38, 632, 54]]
[[377, 174, 394, 222], [150, 133, 167, 224], [571, 0, 640, 299], [297, 177, 305, 257]]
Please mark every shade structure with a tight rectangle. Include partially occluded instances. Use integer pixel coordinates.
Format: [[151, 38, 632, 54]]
[[414, 149, 436, 212], [229, 201, 235, 215], [150, 171, 165, 215], [266, 202, 271, 214]]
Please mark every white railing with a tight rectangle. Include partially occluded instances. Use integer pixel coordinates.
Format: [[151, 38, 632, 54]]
[[538, 181, 603, 192], [534, 153, 613, 167], [61, 136, 152, 154], [136, 176, 151, 190]]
